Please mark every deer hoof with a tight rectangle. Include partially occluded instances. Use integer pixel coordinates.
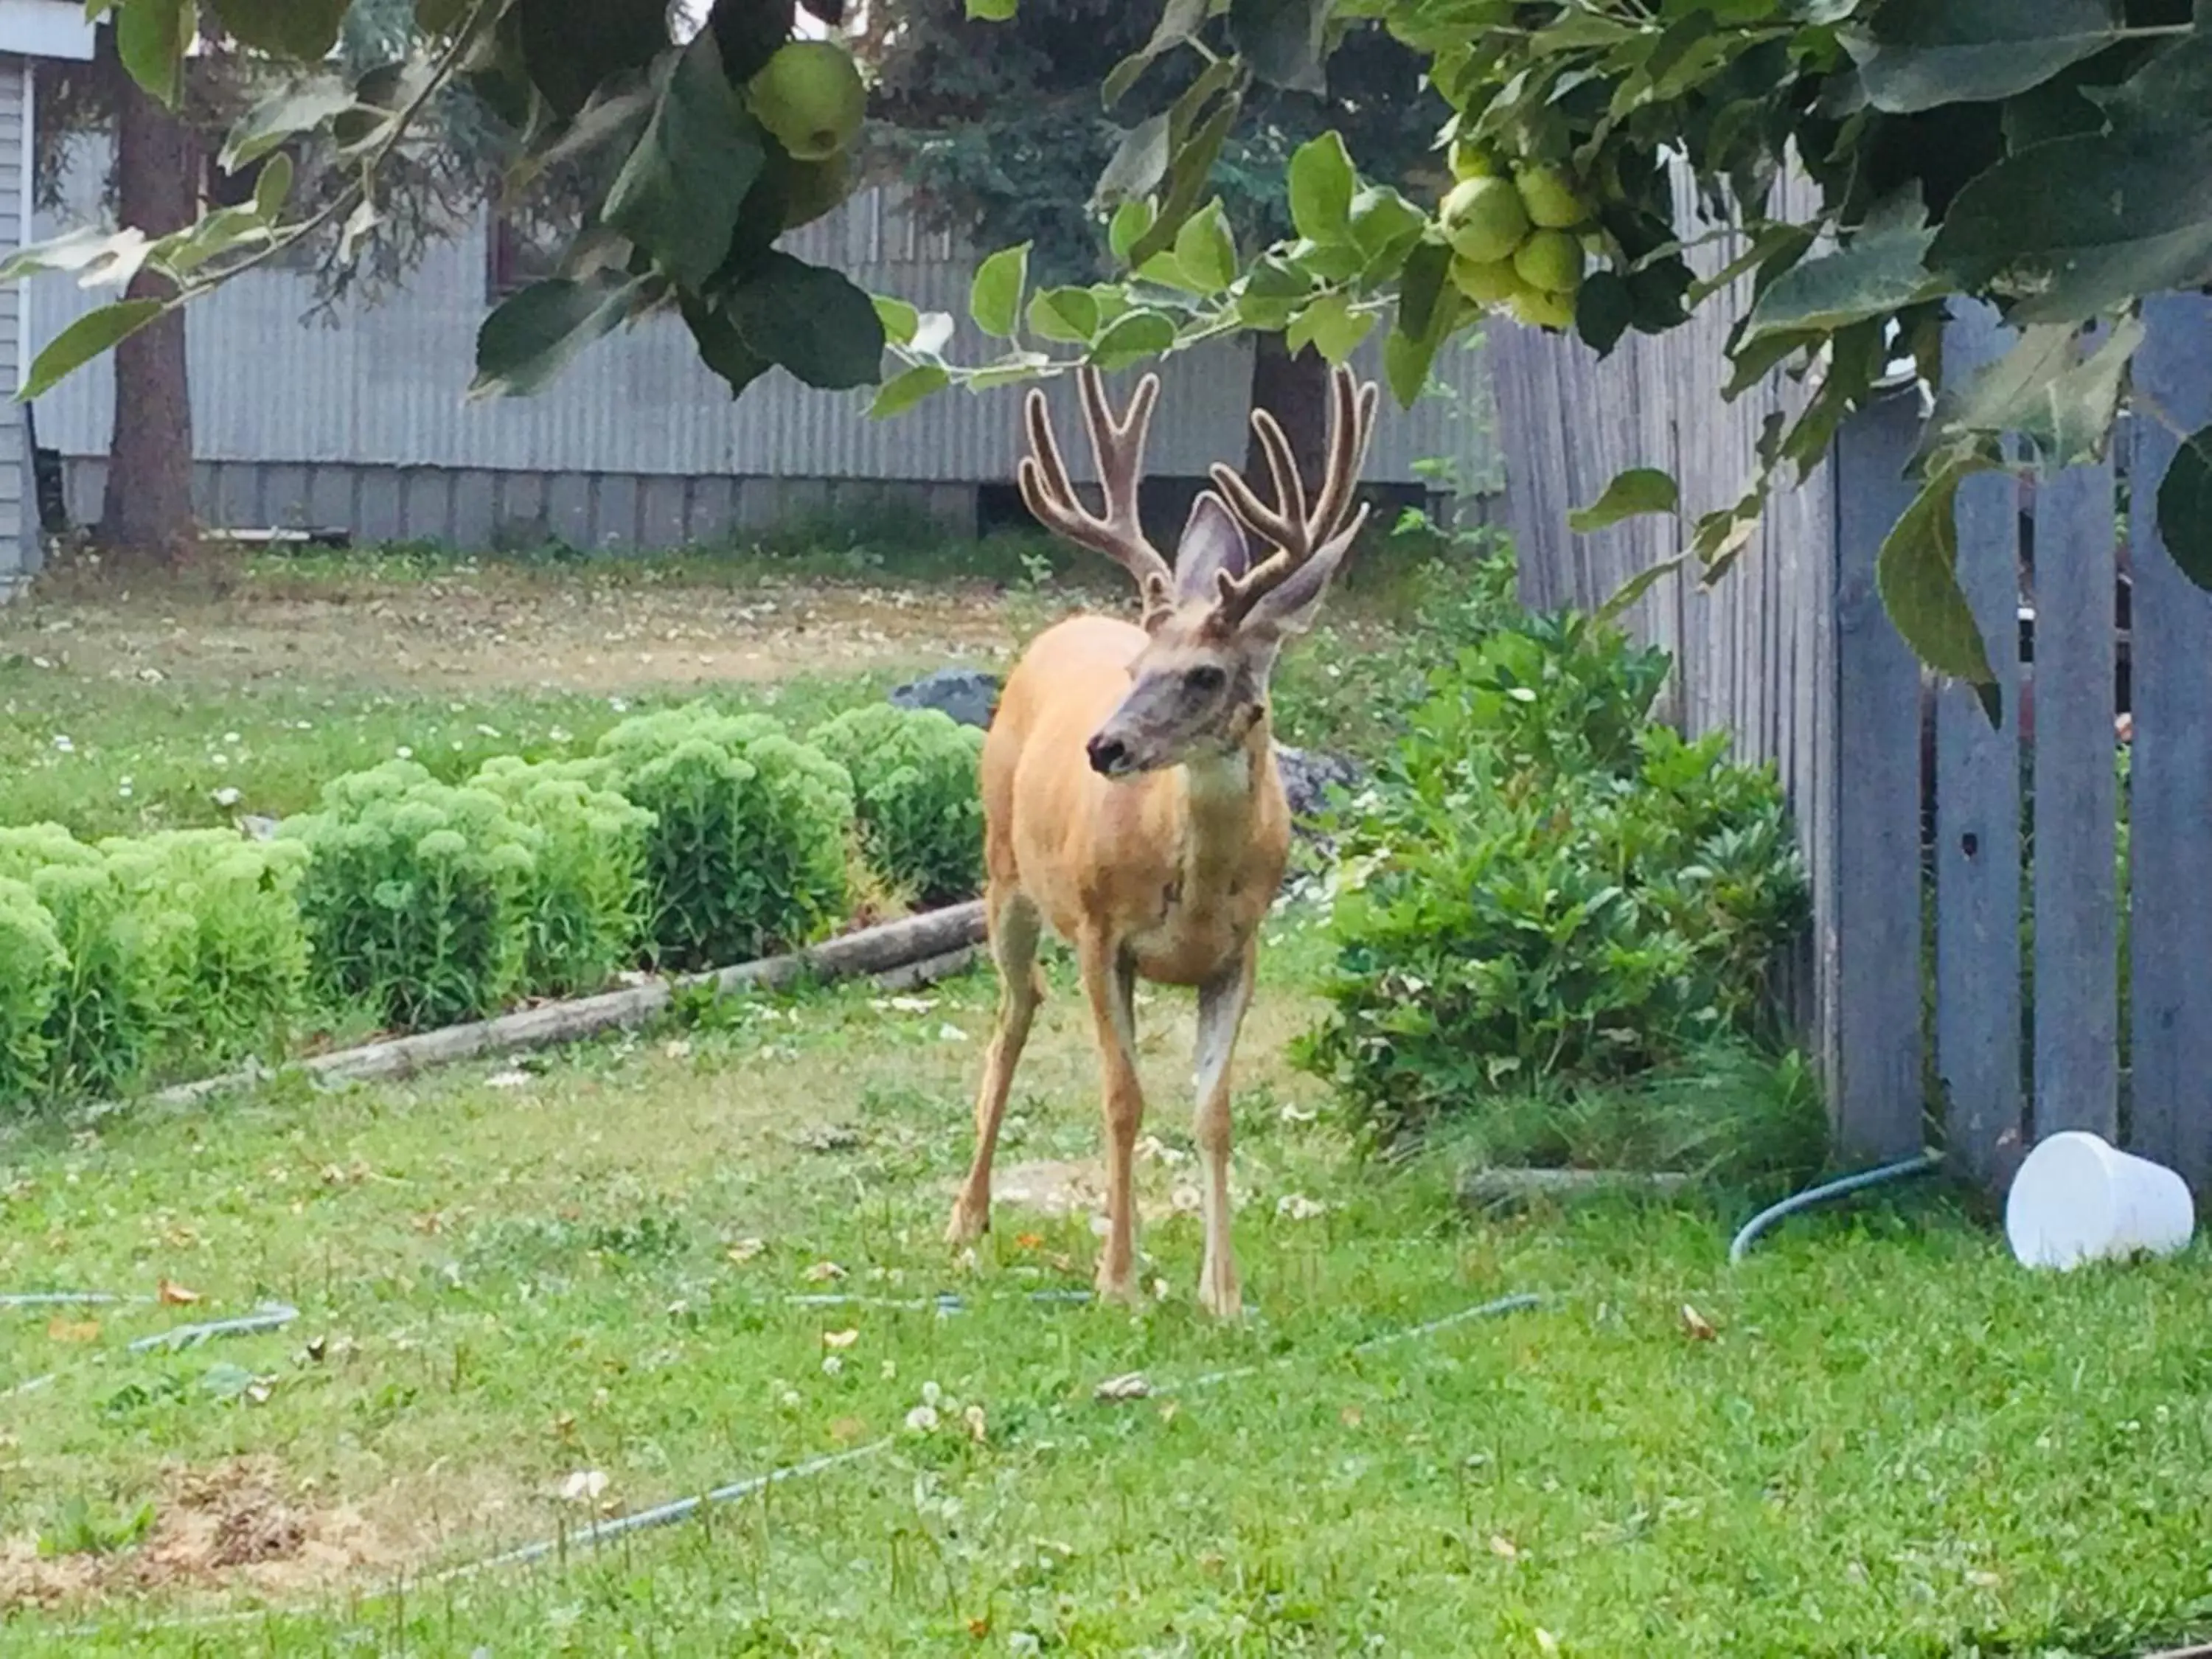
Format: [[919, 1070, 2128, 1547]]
[[1197, 1265, 1243, 1320]]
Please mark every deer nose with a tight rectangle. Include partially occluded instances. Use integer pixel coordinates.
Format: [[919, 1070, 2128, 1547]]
[[1087, 733, 1129, 776]]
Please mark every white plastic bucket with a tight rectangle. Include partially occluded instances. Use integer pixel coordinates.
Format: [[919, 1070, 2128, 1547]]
[[2004, 1130, 2196, 1270]]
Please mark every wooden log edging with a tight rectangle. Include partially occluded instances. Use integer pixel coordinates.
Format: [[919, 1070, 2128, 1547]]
[[129, 902, 989, 1114]]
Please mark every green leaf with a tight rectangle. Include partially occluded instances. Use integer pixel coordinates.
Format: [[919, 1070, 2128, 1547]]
[[1229, 0, 1327, 94], [1093, 114, 1172, 213], [1287, 294, 1377, 366], [969, 243, 1031, 340], [1930, 127, 2212, 324], [221, 80, 358, 170], [1568, 467, 1681, 533], [869, 363, 951, 418], [1109, 198, 1157, 265], [1597, 554, 1691, 625], [518, 0, 672, 120], [967, 0, 1018, 17], [2157, 423, 2212, 589], [0, 226, 151, 288], [1744, 226, 1944, 341], [1396, 240, 1451, 342], [1172, 201, 1237, 295], [603, 32, 762, 293], [1876, 457, 2000, 686], [473, 278, 638, 399], [1026, 286, 1101, 344], [1936, 316, 2143, 469], [872, 294, 920, 347], [116, 0, 194, 106], [731, 252, 888, 390], [1349, 187, 1426, 265], [417, 0, 470, 33], [18, 300, 164, 400], [1091, 309, 1178, 371], [209, 0, 349, 58], [1104, 0, 1208, 109], [1384, 290, 1461, 410], [964, 351, 1054, 390], [1575, 271, 1635, 355], [681, 296, 773, 398], [1843, 0, 2123, 115], [1127, 88, 1242, 267], [1287, 131, 1355, 246]]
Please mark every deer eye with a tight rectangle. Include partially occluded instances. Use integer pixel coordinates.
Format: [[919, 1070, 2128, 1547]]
[[1186, 664, 1228, 694]]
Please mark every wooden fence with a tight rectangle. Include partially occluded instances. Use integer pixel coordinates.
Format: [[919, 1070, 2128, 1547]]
[[1492, 291, 2212, 1194]]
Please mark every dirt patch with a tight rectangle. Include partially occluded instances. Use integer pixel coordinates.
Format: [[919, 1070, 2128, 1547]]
[[0, 1456, 406, 1610], [1, 571, 1023, 697], [988, 1156, 1202, 1227]]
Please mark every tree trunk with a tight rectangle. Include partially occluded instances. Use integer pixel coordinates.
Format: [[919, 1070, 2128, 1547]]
[[1245, 330, 1329, 490], [100, 44, 198, 563]]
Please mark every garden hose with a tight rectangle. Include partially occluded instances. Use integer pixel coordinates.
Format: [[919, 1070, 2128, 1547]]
[[1728, 1150, 1944, 1265]]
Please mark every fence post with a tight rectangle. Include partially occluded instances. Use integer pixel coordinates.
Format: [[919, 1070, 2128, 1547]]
[[2126, 294, 2212, 1190], [2031, 406, 2120, 1143], [1933, 304, 2025, 1188], [1826, 389, 1929, 1161]]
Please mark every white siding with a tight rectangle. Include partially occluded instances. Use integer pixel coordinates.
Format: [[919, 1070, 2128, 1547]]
[[0, 53, 27, 586], [29, 141, 1498, 495]]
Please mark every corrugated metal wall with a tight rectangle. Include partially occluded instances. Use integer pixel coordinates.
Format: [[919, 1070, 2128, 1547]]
[[0, 55, 29, 588], [27, 137, 1501, 543]]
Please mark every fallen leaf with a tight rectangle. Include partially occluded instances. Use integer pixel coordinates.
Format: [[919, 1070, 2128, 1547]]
[[1013, 1232, 1045, 1251], [828, 1415, 870, 1444], [1535, 1631, 1560, 1655], [1340, 1405, 1364, 1428], [46, 1316, 100, 1343], [157, 1278, 201, 1306], [558, 1470, 608, 1503], [1680, 1304, 1718, 1341], [963, 1403, 988, 1443], [1488, 1533, 1520, 1559], [1157, 1399, 1180, 1424], [803, 1260, 847, 1283], [726, 1237, 767, 1265], [967, 1615, 992, 1638], [1276, 1192, 1326, 1221], [1094, 1371, 1151, 1402], [823, 1327, 860, 1349]]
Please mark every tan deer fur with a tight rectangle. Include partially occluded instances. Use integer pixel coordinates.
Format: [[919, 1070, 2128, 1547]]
[[946, 362, 1379, 1317]]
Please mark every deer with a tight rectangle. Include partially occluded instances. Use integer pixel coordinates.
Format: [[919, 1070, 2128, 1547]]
[[945, 358, 1380, 1318]]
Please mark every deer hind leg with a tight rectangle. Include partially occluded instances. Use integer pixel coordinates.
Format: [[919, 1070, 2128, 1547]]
[[1192, 947, 1256, 1318], [1079, 931, 1146, 1303], [947, 885, 1044, 1245]]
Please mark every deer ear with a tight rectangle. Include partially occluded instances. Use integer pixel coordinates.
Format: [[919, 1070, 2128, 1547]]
[[1172, 490, 1249, 605], [1243, 525, 1355, 640]]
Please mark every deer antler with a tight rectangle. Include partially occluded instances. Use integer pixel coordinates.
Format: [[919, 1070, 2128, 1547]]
[[1018, 366, 1174, 613], [1207, 363, 1380, 625]]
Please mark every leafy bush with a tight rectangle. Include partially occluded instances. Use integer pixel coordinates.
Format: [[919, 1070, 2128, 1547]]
[[596, 705, 854, 970], [0, 825, 161, 1099], [0, 878, 67, 1110], [807, 705, 984, 905], [472, 756, 655, 997], [282, 761, 537, 1032], [1296, 609, 1809, 1142], [101, 830, 313, 1071]]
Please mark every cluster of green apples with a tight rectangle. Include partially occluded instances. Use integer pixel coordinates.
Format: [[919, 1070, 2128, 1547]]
[[744, 38, 869, 231], [1436, 143, 1596, 333]]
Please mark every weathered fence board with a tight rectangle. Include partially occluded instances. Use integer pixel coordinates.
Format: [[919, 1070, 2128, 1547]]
[[2126, 295, 2212, 1188], [1828, 389, 1929, 1161], [2030, 454, 2121, 1139], [1934, 306, 2025, 1187]]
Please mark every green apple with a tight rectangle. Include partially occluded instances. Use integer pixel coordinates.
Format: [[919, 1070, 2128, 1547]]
[[1439, 175, 1531, 265], [747, 41, 866, 163]]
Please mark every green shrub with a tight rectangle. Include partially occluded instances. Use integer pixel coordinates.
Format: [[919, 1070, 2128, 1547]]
[[807, 705, 984, 905], [282, 761, 537, 1032], [596, 705, 854, 970], [100, 830, 313, 1071], [472, 756, 655, 997], [1295, 610, 1809, 1142], [0, 877, 67, 1110], [0, 825, 161, 1099]]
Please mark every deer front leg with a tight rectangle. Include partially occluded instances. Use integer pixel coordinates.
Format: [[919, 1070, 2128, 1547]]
[[948, 888, 1043, 1245], [1077, 932, 1145, 1303], [1192, 947, 1256, 1318]]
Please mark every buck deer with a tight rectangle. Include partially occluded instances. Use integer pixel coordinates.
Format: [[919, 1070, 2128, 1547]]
[[946, 361, 1380, 1318]]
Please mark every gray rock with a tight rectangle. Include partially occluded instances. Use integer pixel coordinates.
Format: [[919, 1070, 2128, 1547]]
[[1273, 743, 1363, 824], [889, 667, 1001, 730]]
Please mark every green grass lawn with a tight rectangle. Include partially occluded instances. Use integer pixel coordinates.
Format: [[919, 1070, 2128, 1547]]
[[3, 922, 2210, 1656], [4, 545, 2208, 1655]]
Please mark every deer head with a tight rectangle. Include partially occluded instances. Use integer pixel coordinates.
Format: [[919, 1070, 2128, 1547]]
[[1018, 362, 1380, 778]]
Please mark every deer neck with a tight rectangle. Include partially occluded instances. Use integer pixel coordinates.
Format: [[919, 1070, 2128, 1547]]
[[1172, 710, 1276, 894]]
